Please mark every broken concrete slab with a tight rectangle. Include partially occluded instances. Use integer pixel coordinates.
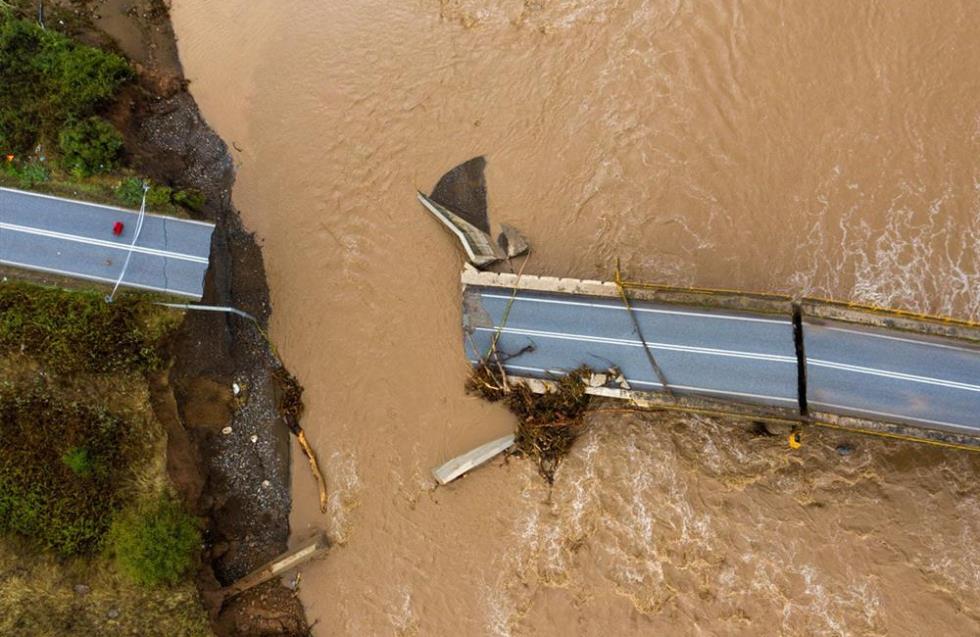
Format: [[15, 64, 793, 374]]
[[418, 192, 503, 267], [429, 156, 490, 233], [432, 433, 516, 485], [497, 223, 530, 258]]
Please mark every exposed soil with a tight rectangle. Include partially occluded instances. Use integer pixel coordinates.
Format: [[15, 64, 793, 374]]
[[30, 1, 314, 634]]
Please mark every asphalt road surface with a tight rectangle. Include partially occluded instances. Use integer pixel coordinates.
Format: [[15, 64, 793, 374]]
[[464, 285, 800, 408], [805, 320, 980, 435], [0, 187, 213, 298], [463, 285, 980, 435]]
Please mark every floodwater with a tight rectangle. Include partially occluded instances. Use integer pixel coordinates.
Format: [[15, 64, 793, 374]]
[[170, 1, 980, 634]]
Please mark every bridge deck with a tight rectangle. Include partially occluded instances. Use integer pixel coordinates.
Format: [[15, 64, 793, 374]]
[[465, 286, 800, 409], [0, 187, 214, 299], [463, 272, 980, 437], [805, 320, 980, 435]]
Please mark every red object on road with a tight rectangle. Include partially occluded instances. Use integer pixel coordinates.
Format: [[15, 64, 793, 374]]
[[113, 221, 124, 236]]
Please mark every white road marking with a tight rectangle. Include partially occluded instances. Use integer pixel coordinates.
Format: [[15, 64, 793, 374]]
[[474, 325, 797, 364], [0, 221, 209, 263], [0, 186, 216, 227], [477, 325, 977, 393], [808, 401, 974, 433], [488, 362, 798, 404], [474, 301, 977, 393], [818, 324, 980, 354], [0, 258, 201, 298], [478, 291, 788, 324], [808, 358, 980, 393]]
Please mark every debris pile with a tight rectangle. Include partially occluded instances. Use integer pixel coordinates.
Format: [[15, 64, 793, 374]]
[[273, 368, 329, 512], [467, 361, 592, 483]]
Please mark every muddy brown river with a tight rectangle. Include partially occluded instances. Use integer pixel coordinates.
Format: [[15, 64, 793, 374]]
[[171, 1, 980, 634]]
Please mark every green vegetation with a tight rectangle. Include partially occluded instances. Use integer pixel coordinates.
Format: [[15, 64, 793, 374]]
[[0, 284, 185, 556], [173, 187, 206, 212], [115, 177, 207, 212], [58, 116, 124, 176], [0, 157, 49, 187], [0, 283, 180, 374], [0, 538, 211, 636], [0, 11, 207, 215], [0, 9, 213, 634], [107, 495, 201, 587], [115, 176, 167, 208], [0, 282, 210, 632], [0, 11, 131, 160], [0, 383, 133, 555], [62, 446, 96, 477]]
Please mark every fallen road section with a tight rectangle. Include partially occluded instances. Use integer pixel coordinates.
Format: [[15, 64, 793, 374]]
[[0, 187, 214, 299]]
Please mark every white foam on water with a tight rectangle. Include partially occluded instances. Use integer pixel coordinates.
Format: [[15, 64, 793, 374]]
[[326, 450, 361, 544]]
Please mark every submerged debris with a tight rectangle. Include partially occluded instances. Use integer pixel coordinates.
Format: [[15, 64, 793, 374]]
[[497, 223, 530, 258], [272, 367, 329, 513], [273, 367, 304, 434], [467, 361, 592, 483]]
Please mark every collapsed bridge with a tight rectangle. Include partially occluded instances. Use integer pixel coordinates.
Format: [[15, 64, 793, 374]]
[[415, 157, 980, 449], [462, 266, 980, 446]]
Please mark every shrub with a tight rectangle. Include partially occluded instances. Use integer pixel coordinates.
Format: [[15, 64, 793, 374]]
[[145, 184, 173, 208], [15, 160, 49, 186], [115, 176, 146, 206], [106, 496, 200, 586], [116, 177, 173, 209], [0, 384, 132, 555], [0, 13, 131, 157], [62, 446, 95, 477], [0, 158, 49, 187], [173, 188, 205, 212], [58, 116, 123, 176], [0, 283, 180, 374]]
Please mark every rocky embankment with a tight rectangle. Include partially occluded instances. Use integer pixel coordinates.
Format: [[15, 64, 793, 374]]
[[102, 2, 310, 634]]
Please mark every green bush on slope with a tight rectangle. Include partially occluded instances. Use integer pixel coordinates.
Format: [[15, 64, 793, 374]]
[[0, 283, 179, 374], [58, 116, 124, 176], [0, 12, 130, 164], [106, 495, 201, 587]]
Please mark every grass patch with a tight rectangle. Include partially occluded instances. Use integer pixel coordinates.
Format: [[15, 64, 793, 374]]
[[0, 283, 209, 632], [0, 159, 198, 215], [62, 446, 96, 477], [0, 283, 181, 374], [468, 361, 592, 483], [0, 382, 138, 555], [106, 495, 201, 587], [0, 536, 211, 636]]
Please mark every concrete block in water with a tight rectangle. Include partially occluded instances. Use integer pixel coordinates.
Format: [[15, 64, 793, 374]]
[[497, 223, 530, 257], [432, 433, 516, 485]]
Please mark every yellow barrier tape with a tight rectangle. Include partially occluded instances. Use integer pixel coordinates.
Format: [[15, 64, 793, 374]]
[[618, 278, 979, 329], [590, 403, 980, 454], [800, 295, 980, 329]]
